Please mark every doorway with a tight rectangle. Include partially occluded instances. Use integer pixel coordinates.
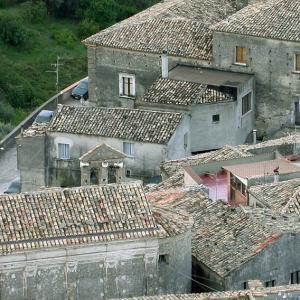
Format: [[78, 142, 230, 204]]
[[90, 168, 99, 185], [108, 166, 118, 184], [295, 101, 300, 125]]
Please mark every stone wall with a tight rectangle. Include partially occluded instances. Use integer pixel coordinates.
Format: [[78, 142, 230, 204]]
[[47, 132, 169, 188], [87, 47, 210, 107], [213, 32, 300, 137], [0, 232, 191, 300], [225, 233, 300, 290], [17, 135, 47, 192]]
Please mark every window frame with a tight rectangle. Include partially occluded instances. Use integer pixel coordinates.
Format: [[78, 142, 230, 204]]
[[184, 133, 188, 150], [57, 143, 70, 160], [235, 46, 247, 66], [294, 53, 300, 73], [242, 92, 252, 116], [123, 142, 134, 157], [119, 73, 136, 98], [212, 114, 220, 123]]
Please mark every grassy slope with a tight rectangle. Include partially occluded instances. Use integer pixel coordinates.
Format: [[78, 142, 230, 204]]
[[0, 6, 87, 138]]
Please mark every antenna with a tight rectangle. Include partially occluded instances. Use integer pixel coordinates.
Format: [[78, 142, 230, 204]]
[[46, 55, 63, 107]]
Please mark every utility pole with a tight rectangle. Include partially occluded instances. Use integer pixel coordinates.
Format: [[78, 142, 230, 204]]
[[46, 56, 63, 107]]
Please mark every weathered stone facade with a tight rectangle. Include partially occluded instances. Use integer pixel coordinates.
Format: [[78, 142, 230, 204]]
[[0, 231, 191, 300], [212, 32, 300, 137]]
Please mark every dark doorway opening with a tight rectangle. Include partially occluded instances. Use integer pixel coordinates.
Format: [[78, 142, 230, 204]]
[[295, 101, 300, 125], [90, 168, 99, 185], [108, 166, 118, 184]]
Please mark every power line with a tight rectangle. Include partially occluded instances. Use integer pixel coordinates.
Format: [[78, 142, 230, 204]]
[[164, 263, 221, 293]]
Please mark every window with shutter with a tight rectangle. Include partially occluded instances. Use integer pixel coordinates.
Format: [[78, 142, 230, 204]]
[[123, 142, 134, 156], [235, 46, 246, 65], [295, 54, 300, 72]]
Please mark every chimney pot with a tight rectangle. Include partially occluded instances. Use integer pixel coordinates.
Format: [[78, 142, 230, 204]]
[[161, 50, 169, 79]]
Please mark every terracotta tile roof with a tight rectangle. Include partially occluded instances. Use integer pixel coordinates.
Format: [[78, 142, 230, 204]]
[[48, 106, 182, 145], [161, 134, 300, 178], [213, 0, 300, 43], [223, 159, 300, 179], [148, 186, 300, 277], [116, 284, 300, 299], [249, 179, 300, 214], [83, 0, 237, 60], [162, 145, 253, 176], [140, 79, 235, 106], [0, 184, 192, 255], [21, 123, 48, 138]]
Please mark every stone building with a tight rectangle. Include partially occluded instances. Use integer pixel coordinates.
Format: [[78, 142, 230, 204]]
[[82, 0, 300, 142], [138, 66, 255, 152], [82, 0, 256, 152], [17, 105, 190, 191], [147, 186, 300, 292], [0, 183, 193, 300], [212, 0, 300, 136]]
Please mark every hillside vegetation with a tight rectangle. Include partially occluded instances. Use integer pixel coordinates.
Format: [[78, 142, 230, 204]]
[[0, 0, 159, 139]]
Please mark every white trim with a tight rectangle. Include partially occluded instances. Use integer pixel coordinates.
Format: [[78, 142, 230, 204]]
[[119, 73, 136, 97]]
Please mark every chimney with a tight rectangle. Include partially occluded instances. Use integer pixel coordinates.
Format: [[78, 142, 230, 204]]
[[274, 167, 279, 183], [161, 50, 169, 79], [252, 129, 257, 145]]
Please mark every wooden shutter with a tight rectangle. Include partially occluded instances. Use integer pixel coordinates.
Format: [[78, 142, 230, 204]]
[[296, 54, 300, 72], [236, 47, 246, 64]]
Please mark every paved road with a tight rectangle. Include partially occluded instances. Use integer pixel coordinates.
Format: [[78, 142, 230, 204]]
[[0, 142, 19, 194]]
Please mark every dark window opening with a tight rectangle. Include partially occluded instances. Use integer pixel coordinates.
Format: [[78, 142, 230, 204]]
[[212, 114, 220, 123], [265, 280, 276, 287], [242, 93, 252, 115], [291, 271, 300, 284], [243, 282, 248, 290], [126, 169, 131, 177], [158, 254, 169, 264]]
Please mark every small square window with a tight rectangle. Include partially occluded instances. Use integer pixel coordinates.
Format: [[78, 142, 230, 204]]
[[295, 54, 300, 72], [123, 142, 134, 156], [212, 114, 220, 123], [158, 254, 169, 264], [57, 143, 70, 160], [236, 46, 246, 65], [265, 280, 276, 287], [119, 73, 136, 97]]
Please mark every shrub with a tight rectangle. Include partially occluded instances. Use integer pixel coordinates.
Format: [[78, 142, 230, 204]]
[[6, 80, 36, 109], [51, 28, 77, 48], [0, 101, 15, 122], [77, 19, 99, 39], [20, 1, 48, 23], [0, 14, 28, 46], [0, 121, 14, 140]]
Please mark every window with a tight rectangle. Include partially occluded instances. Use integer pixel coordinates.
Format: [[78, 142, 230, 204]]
[[242, 93, 252, 115], [126, 169, 131, 177], [265, 280, 276, 287], [243, 282, 248, 290], [119, 73, 135, 97], [291, 271, 300, 284], [212, 114, 220, 123], [158, 254, 169, 264], [295, 54, 300, 72], [184, 133, 188, 150], [57, 143, 70, 160], [236, 46, 247, 65], [123, 142, 134, 156]]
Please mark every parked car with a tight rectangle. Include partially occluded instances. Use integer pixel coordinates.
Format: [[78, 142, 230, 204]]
[[71, 78, 89, 100], [34, 110, 54, 124], [4, 179, 21, 194]]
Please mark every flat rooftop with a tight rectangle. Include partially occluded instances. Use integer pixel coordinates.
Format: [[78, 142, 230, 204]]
[[169, 65, 253, 87], [223, 159, 300, 180]]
